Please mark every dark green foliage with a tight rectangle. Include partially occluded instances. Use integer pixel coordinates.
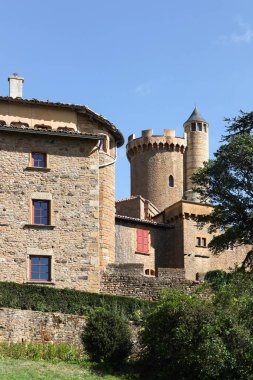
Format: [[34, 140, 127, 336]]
[[82, 309, 132, 365], [204, 269, 228, 290], [140, 287, 253, 380], [192, 133, 253, 254], [0, 282, 153, 320]]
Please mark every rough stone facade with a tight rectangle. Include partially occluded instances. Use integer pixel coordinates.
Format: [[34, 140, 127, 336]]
[[115, 216, 173, 274], [127, 130, 186, 211], [0, 80, 124, 292], [0, 308, 86, 346], [101, 264, 195, 300]]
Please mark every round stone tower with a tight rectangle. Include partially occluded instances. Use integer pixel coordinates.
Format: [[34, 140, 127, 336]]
[[183, 107, 209, 201], [127, 129, 186, 211]]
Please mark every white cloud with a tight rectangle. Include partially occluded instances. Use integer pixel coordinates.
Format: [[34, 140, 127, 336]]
[[134, 83, 151, 96], [218, 18, 253, 44]]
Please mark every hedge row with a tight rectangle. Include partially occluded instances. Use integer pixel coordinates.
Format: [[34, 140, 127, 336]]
[[0, 282, 153, 320]]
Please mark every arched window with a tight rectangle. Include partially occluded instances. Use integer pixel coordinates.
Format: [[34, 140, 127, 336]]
[[169, 175, 174, 187]]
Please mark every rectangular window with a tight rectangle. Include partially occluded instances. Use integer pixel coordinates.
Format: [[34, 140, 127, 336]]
[[30, 256, 51, 281], [32, 153, 47, 168], [32, 200, 50, 225], [191, 123, 196, 131], [136, 228, 149, 253], [197, 123, 202, 131], [196, 237, 207, 247]]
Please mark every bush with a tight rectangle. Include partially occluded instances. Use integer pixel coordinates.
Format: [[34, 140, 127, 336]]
[[204, 269, 228, 290], [0, 281, 154, 320], [140, 288, 253, 380], [82, 309, 132, 365]]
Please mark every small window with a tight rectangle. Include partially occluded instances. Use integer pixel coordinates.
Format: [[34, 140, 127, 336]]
[[197, 123, 202, 131], [32, 153, 47, 168], [136, 229, 149, 253], [169, 175, 174, 187], [32, 200, 50, 225], [29, 256, 51, 281], [196, 237, 207, 247], [191, 123, 196, 131], [145, 269, 155, 276]]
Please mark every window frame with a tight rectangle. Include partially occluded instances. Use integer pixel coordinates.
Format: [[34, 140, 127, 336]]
[[29, 255, 51, 282], [196, 236, 207, 247], [32, 199, 51, 226], [31, 152, 47, 168]]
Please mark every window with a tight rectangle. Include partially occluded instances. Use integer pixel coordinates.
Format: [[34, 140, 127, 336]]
[[191, 123, 196, 131], [136, 228, 149, 253], [196, 237, 207, 247], [32, 200, 50, 225], [197, 123, 202, 131], [169, 175, 174, 187], [32, 152, 47, 168], [145, 269, 155, 276], [29, 256, 51, 281]]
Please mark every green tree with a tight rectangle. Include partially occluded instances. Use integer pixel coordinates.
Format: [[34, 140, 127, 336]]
[[191, 111, 253, 267]]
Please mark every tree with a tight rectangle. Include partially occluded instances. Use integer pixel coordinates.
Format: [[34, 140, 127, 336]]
[[191, 111, 253, 267]]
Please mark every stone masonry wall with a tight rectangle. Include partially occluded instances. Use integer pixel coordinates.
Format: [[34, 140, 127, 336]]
[[0, 308, 86, 346], [0, 131, 100, 291], [100, 264, 196, 300]]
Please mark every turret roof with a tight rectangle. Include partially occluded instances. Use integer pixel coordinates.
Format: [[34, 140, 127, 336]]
[[183, 106, 208, 125]]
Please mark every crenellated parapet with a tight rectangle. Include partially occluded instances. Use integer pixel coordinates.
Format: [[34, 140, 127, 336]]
[[127, 129, 186, 160]]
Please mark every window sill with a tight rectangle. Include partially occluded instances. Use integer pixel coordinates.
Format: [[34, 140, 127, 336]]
[[23, 224, 55, 230], [25, 167, 51, 172], [135, 251, 150, 255], [196, 246, 207, 248]]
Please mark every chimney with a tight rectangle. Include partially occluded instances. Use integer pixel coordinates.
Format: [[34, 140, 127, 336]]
[[8, 73, 24, 98]]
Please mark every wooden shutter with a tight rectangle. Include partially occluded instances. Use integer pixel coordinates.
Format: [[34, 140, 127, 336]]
[[136, 229, 149, 253]]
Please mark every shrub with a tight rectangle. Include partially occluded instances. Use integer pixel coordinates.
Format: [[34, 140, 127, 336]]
[[204, 269, 227, 290], [0, 281, 154, 320], [82, 308, 132, 365]]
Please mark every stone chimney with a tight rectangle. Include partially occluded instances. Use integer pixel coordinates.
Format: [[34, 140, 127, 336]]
[[8, 73, 24, 98]]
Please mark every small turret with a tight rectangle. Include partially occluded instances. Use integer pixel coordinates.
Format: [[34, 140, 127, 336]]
[[183, 107, 209, 201]]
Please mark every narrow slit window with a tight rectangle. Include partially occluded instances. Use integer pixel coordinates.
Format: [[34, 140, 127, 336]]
[[169, 175, 174, 187]]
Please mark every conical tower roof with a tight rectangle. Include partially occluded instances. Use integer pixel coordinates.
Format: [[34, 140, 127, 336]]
[[183, 106, 208, 125]]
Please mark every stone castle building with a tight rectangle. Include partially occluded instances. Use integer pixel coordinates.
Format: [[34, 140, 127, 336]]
[[0, 74, 247, 295]]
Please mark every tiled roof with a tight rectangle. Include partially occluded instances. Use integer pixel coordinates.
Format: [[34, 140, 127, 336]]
[[184, 106, 208, 125], [115, 214, 174, 228], [0, 96, 124, 147], [0, 124, 103, 140]]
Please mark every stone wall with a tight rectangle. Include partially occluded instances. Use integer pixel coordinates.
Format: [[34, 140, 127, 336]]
[[100, 264, 196, 300], [115, 216, 174, 272], [0, 308, 86, 346], [0, 131, 100, 291], [126, 132, 186, 211]]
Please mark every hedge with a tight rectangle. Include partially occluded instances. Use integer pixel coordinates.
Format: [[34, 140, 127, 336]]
[[0, 282, 153, 320]]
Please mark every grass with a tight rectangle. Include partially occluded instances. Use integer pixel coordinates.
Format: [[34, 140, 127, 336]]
[[0, 357, 124, 379]]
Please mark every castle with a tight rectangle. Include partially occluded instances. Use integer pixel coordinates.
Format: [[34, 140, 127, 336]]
[[0, 74, 247, 296]]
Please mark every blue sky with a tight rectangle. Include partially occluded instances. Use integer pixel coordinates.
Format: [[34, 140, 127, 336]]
[[1, 0, 253, 199]]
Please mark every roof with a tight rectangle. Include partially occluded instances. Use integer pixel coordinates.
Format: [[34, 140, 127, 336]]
[[116, 214, 173, 228], [0, 123, 103, 140], [0, 96, 124, 147], [183, 106, 208, 125], [116, 195, 160, 211]]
